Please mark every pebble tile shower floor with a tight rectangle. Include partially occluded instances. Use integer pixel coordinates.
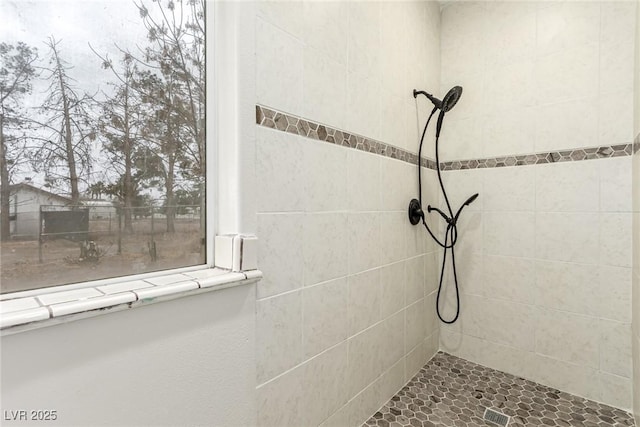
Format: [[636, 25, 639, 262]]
[[364, 352, 635, 427]]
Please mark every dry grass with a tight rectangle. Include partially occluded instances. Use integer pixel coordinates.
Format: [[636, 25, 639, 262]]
[[0, 218, 204, 294]]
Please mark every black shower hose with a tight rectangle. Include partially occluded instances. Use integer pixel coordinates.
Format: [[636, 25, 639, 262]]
[[416, 108, 462, 324]]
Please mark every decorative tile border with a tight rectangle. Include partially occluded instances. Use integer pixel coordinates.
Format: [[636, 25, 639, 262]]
[[256, 105, 635, 171], [440, 144, 634, 171], [256, 105, 438, 170]]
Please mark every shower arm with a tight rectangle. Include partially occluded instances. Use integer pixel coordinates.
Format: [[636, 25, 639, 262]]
[[427, 205, 452, 224]]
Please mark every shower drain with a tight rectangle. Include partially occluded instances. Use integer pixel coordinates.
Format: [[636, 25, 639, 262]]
[[483, 408, 510, 426]]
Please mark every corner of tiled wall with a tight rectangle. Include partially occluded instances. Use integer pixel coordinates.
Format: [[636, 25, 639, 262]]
[[438, 0, 637, 412]]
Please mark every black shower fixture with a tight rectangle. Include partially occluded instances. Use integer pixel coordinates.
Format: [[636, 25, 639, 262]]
[[413, 86, 463, 113], [409, 86, 479, 325]]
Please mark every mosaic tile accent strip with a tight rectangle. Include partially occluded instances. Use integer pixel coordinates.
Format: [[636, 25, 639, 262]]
[[440, 144, 634, 171], [364, 352, 635, 427], [256, 105, 634, 171], [256, 105, 438, 169]]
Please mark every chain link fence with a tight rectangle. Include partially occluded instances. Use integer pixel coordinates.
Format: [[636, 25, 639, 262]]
[[1, 204, 204, 293]]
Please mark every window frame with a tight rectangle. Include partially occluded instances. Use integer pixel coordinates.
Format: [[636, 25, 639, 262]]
[[0, 0, 262, 332]]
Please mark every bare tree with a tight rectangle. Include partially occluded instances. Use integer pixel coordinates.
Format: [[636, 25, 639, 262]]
[[136, 0, 205, 177], [31, 37, 95, 205], [0, 42, 38, 241], [93, 52, 145, 233], [132, 0, 205, 232], [136, 69, 186, 233]]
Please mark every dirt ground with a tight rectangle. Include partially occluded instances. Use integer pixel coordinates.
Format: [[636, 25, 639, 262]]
[[0, 218, 204, 293]]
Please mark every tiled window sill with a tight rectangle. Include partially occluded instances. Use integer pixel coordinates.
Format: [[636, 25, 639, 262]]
[[0, 268, 262, 335]]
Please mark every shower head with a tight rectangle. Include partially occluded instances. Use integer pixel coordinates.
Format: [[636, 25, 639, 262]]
[[412, 86, 463, 113], [453, 193, 480, 224], [441, 86, 463, 113], [463, 193, 479, 206]]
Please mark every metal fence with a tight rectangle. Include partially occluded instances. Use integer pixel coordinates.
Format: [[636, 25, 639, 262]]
[[9, 204, 203, 263], [1, 204, 204, 293]]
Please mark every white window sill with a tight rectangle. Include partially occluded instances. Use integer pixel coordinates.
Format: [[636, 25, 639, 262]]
[[0, 267, 262, 335]]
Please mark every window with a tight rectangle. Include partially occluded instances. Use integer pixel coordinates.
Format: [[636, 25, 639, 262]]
[[0, 0, 206, 293]]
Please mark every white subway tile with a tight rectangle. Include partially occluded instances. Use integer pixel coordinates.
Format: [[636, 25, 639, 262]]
[[380, 261, 405, 319], [256, 291, 303, 384], [302, 1, 348, 65], [303, 278, 348, 359], [301, 342, 349, 426], [482, 297, 536, 351], [348, 213, 381, 275], [535, 2, 600, 56], [303, 213, 348, 287], [484, 212, 534, 258], [534, 98, 599, 152], [303, 49, 346, 129], [596, 265, 632, 323], [535, 308, 600, 369], [535, 212, 599, 263], [483, 165, 534, 212], [257, 366, 305, 427], [485, 255, 535, 305], [531, 354, 600, 402], [256, 18, 303, 114], [348, 323, 383, 398], [348, 269, 381, 337], [255, 127, 305, 212], [405, 256, 425, 306], [380, 212, 407, 265], [600, 320, 632, 378], [535, 260, 598, 316], [599, 89, 635, 146], [405, 340, 426, 381], [535, 161, 599, 212], [600, 157, 632, 212], [599, 372, 632, 411], [257, 1, 303, 40], [303, 140, 348, 212], [600, 213, 632, 268], [380, 310, 405, 372], [256, 213, 304, 299], [347, 150, 381, 212]]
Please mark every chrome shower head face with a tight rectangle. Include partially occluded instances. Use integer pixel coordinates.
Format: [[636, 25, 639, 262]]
[[441, 86, 463, 113]]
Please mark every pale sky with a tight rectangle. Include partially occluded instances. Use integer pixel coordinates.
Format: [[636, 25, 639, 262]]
[[1, 0, 163, 191], [2, 0, 151, 102]]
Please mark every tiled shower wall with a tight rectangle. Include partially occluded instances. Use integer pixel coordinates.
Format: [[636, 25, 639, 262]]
[[633, 0, 640, 423], [437, 1, 636, 411], [253, 2, 442, 426]]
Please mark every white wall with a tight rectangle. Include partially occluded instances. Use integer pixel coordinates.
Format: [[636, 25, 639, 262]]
[[1, 285, 257, 426], [438, 1, 636, 411], [253, 2, 442, 426]]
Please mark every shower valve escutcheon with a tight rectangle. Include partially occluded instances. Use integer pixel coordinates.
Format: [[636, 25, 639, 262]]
[[408, 199, 424, 225]]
